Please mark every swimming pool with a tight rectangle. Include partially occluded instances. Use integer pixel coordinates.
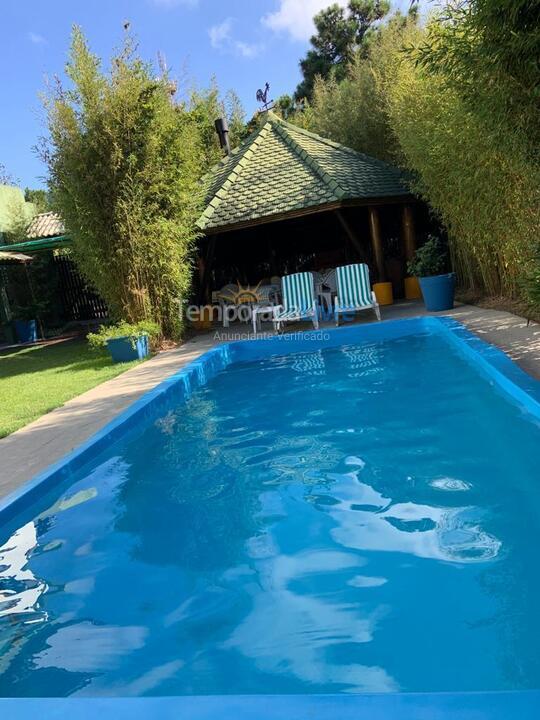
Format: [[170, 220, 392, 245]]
[[1, 317, 540, 718]]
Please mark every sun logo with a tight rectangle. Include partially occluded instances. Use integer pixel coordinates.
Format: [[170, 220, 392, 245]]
[[221, 281, 262, 305]]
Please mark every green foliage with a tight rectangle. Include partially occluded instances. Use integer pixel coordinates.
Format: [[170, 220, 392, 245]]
[[188, 81, 248, 165], [382, 13, 540, 297], [87, 319, 160, 350], [24, 188, 50, 214], [272, 95, 315, 130], [11, 300, 47, 322], [407, 236, 449, 277], [274, 94, 296, 120], [415, 0, 540, 152], [1, 185, 38, 243], [293, 11, 416, 161], [300, 1, 539, 299], [295, 0, 390, 101], [522, 246, 540, 309], [309, 69, 386, 157], [3, 199, 31, 243], [41, 27, 210, 339], [5, 252, 62, 329], [400, 0, 540, 296]]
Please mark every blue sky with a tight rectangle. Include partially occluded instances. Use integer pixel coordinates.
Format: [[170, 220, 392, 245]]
[[1, 0, 408, 189]]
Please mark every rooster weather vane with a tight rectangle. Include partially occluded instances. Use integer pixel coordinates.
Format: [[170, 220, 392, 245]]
[[256, 82, 273, 112]]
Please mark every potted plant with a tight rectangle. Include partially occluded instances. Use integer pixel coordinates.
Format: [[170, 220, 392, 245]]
[[87, 321, 160, 363], [12, 302, 45, 343], [407, 236, 455, 311]]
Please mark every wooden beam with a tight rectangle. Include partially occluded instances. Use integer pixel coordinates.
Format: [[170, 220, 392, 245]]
[[402, 204, 416, 261], [203, 195, 416, 236], [368, 207, 385, 282], [335, 210, 364, 260]]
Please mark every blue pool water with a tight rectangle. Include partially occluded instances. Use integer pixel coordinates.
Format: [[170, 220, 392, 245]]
[[1, 328, 540, 698]]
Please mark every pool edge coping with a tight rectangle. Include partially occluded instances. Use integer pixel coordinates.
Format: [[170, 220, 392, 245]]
[[2, 690, 540, 719]]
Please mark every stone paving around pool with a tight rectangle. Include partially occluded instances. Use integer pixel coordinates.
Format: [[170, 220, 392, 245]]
[[1, 301, 539, 501]]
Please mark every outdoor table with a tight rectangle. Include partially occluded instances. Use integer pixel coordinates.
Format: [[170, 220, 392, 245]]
[[317, 290, 333, 313], [251, 304, 279, 334]]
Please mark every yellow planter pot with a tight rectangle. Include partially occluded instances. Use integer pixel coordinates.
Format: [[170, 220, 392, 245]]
[[404, 276, 422, 300], [373, 282, 393, 306]]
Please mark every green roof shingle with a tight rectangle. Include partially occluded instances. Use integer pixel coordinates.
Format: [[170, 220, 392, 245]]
[[198, 113, 411, 233]]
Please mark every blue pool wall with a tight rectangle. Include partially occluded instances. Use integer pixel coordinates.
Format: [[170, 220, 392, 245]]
[[1, 315, 540, 530]]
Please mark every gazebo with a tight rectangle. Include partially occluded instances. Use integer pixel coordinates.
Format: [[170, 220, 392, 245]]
[[197, 112, 423, 301]]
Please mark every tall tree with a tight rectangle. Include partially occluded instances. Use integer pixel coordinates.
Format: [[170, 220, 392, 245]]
[[304, 10, 416, 161], [295, 0, 389, 100], [188, 81, 248, 168], [42, 27, 209, 338], [379, 10, 540, 297], [416, 0, 540, 151], [294, 1, 540, 299]]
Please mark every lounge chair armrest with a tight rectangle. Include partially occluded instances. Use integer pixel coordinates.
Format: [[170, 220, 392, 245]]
[[371, 290, 378, 303]]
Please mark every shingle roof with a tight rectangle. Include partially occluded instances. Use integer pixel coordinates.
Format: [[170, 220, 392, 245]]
[[198, 113, 411, 233], [26, 211, 65, 239], [0, 250, 33, 263]]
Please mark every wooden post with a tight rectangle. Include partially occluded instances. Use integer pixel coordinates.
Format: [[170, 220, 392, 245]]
[[198, 235, 216, 305], [402, 204, 416, 261], [335, 209, 364, 261], [368, 207, 385, 281]]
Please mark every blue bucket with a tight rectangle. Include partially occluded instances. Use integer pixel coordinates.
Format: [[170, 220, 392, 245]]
[[14, 319, 38, 344], [419, 273, 455, 311], [106, 334, 149, 363]]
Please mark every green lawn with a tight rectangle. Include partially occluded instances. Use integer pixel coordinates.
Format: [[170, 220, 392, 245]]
[[0, 340, 141, 438]]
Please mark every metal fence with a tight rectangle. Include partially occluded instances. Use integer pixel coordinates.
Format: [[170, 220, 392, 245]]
[[54, 255, 108, 321]]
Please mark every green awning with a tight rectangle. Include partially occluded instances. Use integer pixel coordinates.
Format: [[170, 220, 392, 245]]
[[2, 235, 72, 253]]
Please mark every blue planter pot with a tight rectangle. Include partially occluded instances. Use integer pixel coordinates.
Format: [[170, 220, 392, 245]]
[[106, 334, 149, 363], [14, 319, 38, 344], [419, 273, 455, 312]]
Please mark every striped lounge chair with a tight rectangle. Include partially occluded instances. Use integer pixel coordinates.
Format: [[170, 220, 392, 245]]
[[335, 263, 381, 326], [274, 272, 319, 332]]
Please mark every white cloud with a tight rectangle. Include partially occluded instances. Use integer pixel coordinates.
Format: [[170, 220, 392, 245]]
[[28, 31, 46, 45], [209, 18, 263, 58], [262, 0, 346, 42], [209, 18, 233, 49], [235, 40, 262, 58]]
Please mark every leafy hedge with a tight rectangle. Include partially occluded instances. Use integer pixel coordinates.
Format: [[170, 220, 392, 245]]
[[296, 6, 540, 301], [87, 320, 161, 350], [42, 29, 208, 339]]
